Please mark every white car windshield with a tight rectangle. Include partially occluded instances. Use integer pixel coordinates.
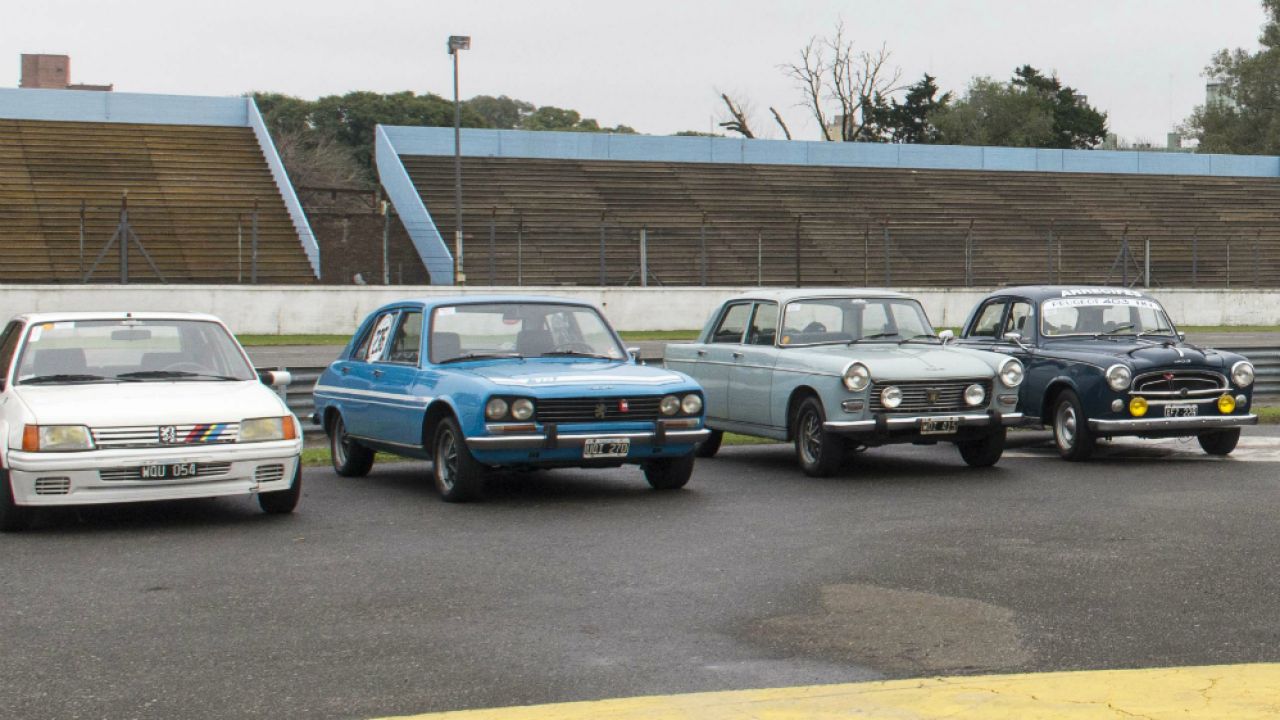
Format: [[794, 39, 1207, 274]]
[[780, 298, 936, 345], [14, 319, 256, 384], [429, 302, 626, 363], [1041, 297, 1176, 337]]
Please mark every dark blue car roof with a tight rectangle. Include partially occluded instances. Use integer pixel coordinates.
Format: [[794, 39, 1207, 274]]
[[981, 286, 1156, 303]]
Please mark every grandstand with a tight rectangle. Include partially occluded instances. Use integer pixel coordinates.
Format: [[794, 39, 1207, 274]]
[[378, 127, 1280, 288], [0, 89, 318, 283]]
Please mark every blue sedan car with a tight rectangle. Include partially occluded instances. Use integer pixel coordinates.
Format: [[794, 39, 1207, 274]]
[[312, 296, 709, 501]]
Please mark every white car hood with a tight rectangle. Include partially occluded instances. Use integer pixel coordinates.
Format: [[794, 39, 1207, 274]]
[[13, 381, 288, 426]]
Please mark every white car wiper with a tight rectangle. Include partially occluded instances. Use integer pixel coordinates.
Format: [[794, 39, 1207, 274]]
[[21, 373, 112, 384], [898, 333, 941, 345], [851, 332, 900, 343], [116, 370, 239, 381]]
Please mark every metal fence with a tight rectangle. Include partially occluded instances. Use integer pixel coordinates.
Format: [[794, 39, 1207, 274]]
[[442, 213, 1280, 289]]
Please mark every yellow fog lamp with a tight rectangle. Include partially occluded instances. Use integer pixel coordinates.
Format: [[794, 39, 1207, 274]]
[[1128, 397, 1148, 417], [1217, 394, 1236, 414]]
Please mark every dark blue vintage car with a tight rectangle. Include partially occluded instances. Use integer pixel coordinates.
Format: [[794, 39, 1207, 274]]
[[958, 286, 1257, 460], [312, 296, 709, 501]]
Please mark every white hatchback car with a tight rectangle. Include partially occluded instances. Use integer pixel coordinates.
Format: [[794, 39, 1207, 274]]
[[0, 312, 303, 531]]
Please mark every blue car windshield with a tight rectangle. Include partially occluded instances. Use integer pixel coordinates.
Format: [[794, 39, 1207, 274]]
[[1041, 297, 1176, 337], [429, 302, 626, 363]]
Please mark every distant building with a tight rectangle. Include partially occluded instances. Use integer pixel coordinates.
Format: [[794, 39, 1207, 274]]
[[1206, 77, 1234, 109], [19, 54, 112, 91]]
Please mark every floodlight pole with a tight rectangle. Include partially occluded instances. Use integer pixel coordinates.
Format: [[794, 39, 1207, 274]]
[[449, 35, 471, 286]]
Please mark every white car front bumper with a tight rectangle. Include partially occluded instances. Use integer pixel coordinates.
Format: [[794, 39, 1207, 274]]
[[6, 439, 302, 507]]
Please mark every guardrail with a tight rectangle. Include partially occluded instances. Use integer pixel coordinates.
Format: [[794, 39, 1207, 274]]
[[266, 347, 1280, 437]]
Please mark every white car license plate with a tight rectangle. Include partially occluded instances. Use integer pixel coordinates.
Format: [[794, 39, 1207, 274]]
[[920, 417, 961, 435], [583, 438, 630, 459], [140, 462, 198, 480], [1164, 404, 1198, 418]]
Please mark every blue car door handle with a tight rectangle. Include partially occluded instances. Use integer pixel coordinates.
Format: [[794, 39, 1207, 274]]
[[372, 368, 384, 378], [340, 366, 350, 375]]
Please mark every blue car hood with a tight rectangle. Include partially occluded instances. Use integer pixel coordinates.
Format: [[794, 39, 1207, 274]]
[[461, 359, 692, 391]]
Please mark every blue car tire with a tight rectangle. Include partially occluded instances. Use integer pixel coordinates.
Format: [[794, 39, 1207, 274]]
[[642, 453, 694, 490], [695, 429, 723, 459], [433, 415, 485, 502], [1198, 428, 1241, 456], [330, 414, 374, 478]]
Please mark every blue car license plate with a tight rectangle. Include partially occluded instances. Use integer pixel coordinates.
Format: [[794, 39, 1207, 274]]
[[583, 438, 630, 459], [140, 462, 198, 480], [1164, 404, 1197, 418]]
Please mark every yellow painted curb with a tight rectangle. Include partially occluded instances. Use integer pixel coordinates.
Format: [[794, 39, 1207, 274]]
[[377, 663, 1280, 719]]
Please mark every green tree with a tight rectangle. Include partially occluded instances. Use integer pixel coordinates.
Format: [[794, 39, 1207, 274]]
[[465, 95, 535, 129], [1183, 0, 1280, 154], [931, 67, 1106, 149], [872, 73, 951, 143], [520, 106, 636, 134]]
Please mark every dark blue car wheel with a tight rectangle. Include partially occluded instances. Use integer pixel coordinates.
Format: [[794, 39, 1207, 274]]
[[1052, 389, 1095, 461]]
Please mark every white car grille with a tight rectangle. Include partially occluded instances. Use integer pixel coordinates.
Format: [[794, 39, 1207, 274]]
[[34, 476, 70, 495], [90, 423, 241, 449], [255, 464, 286, 483], [98, 462, 234, 482]]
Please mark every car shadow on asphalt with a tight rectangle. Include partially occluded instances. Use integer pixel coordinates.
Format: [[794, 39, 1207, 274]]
[[346, 461, 714, 508], [708, 443, 1023, 486], [14, 497, 285, 535]]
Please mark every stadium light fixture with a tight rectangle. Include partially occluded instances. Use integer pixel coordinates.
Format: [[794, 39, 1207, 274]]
[[449, 35, 470, 285]]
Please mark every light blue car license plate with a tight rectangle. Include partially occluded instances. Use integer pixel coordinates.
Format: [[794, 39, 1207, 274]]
[[584, 438, 630, 458]]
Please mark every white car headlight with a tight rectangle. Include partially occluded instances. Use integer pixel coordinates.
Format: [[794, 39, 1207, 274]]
[[964, 383, 986, 407], [880, 386, 903, 409], [1105, 364, 1132, 392], [1232, 361, 1255, 388], [511, 398, 536, 421], [843, 362, 871, 392], [22, 425, 94, 452], [999, 358, 1025, 388], [681, 394, 703, 415], [240, 416, 296, 443]]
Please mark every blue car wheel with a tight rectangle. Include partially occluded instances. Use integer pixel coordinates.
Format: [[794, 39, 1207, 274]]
[[432, 415, 485, 503]]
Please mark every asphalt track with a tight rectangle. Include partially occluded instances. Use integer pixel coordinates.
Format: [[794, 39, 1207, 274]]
[[4, 430, 1280, 719]]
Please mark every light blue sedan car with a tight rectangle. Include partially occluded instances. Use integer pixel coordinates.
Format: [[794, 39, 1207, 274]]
[[312, 296, 709, 501], [666, 290, 1025, 476]]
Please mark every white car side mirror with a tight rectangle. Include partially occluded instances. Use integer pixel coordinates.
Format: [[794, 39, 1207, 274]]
[[627, 347, 641, 362], [938, 329, 955, 344]]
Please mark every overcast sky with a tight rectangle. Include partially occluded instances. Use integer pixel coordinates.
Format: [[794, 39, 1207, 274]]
[[5, 0, 1269, 143]]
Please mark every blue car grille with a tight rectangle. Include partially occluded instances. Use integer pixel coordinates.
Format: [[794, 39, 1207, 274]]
[[536, 396, 663, 423], [1132, 370, 1226, 397], [869, 379, 992, 413]]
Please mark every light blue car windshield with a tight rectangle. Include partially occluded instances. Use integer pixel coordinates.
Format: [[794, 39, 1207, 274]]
[[429, 303, 626, 363], [780, 298, 935, 346]]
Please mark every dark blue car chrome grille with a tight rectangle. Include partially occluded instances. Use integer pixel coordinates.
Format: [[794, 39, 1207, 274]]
[[1132, 370, 1226, 396], [869, 379, 992, 413], [535, 396, 663, 423]]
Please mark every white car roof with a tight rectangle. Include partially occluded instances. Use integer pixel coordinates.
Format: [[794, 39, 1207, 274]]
[[12, 311, 226, 325], [720, 288, 914, 304]]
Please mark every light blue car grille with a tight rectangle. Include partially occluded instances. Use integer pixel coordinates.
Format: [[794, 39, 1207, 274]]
[[869, 379, 992, 413]]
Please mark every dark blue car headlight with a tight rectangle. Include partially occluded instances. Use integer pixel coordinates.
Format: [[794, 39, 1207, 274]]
[[1105, 364, 1132, 392], [1232, 361, 1255, 388]]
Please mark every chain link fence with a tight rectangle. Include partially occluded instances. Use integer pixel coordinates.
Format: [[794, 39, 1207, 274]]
[[447, 213, 1280, 289]]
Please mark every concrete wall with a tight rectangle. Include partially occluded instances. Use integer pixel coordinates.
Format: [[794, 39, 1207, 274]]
[[0, 87, 248, 126], [0, 286, 1276, 334], [383, 126, 1280, 179]]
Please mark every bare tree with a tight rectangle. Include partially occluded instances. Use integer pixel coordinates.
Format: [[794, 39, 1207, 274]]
[[718, 92, 756, 138], [783, 21, 903, 141], [769, 107, 793, 140]]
